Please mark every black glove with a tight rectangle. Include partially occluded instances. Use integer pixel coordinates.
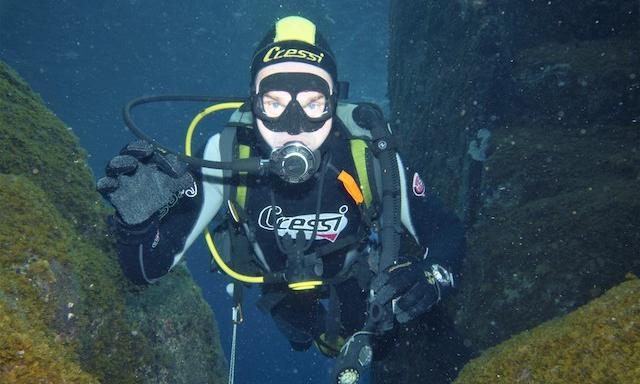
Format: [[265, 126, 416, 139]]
[[369, 258, 449, 327], [97, 140, 195, 227]]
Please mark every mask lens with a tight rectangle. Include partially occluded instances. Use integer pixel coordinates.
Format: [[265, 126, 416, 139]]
[[260, 91, 292, 118], [253, 73, 334, 132], [297, 91, 329, 119]]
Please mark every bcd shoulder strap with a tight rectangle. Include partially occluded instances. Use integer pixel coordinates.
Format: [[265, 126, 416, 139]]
[[211, 119, 253, 271], [220, 111, 254, 209], [336, 102, 383, 214]]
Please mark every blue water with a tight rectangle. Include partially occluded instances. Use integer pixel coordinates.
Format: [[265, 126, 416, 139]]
[[0, 1, 388, 382]]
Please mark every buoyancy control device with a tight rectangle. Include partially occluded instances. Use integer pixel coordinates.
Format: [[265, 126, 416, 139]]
[[123, 95, 403, 384]]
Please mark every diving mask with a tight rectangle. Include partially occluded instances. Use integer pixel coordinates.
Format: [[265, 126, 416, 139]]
[[253, 73, 334, 134]]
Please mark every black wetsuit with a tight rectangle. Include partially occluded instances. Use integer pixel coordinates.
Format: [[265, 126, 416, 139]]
[[115, 118, 466, 351]]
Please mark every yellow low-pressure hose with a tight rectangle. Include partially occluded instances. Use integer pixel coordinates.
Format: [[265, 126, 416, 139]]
[[185, 101, 264, 284], [204, 230, 264, 283], [185, 102, 243, 156]]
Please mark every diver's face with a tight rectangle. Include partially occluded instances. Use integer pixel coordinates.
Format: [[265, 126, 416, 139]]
[[253, 62, 334, 151]]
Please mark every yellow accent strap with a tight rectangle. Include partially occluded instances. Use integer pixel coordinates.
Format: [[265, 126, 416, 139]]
[[389, 261, 412, 273], [227, 200, 241, 223], [315, 333, 346, 358], [236, 144, 251, 209], [288, 281, 323, 291], [274, 16, 316, 45], [337, 170, 364, 205], [349, 139, 373, 208]]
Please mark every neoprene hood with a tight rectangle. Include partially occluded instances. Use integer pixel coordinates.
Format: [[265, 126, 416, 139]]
[[250, 16, 338, 86]]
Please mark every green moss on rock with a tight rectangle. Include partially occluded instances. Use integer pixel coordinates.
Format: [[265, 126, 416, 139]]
[[0, 61, 226, 383], [451, 34, 639, 349], [124, 268, 227, 384], [0, 173, 147, 383], [454, 275, 640, 383], [386, 1, 638, 381], [454, 119, 640, 347], [0, 300, 98, 383], [0, 61, 110, 248]]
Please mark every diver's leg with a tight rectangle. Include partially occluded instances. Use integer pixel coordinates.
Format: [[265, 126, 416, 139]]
[[335, 278, 368, 335], [269, 291, 324, 351]]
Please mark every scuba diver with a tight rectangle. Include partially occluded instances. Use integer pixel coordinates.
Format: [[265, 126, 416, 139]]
[[97, 16, 465, 384]]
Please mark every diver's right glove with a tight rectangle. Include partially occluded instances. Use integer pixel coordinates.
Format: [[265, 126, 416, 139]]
[[97, 140, 196, 230]]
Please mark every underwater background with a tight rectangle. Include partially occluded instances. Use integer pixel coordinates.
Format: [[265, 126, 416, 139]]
[[1, 1, 638, 383], [1, 1, 388, 383]]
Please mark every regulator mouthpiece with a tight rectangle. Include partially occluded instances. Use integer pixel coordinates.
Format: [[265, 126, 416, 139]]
[[269, 141, 319, 183]]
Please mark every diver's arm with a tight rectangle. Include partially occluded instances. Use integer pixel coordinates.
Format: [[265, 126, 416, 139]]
[[351, 102, 465, 326], [113, 182, 203, 284], [397, 156, 464, 289], [368, 156, 464, 327], [113, 134, 226, 284]]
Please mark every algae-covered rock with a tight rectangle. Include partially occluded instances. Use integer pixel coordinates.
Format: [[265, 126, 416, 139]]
[[453, 35, 640, 347], [454, 275, 640, 383], [124, 268, 227, 384], [385, 1, 638, 381], [0, 174, 101, 383], [0, 61, 109, 247], [0, 299, 98, 384], [455, 118, 640, 347], [0, 61, 226, 383], [511, 38, 639, 127], [389, 0, 639, 337]]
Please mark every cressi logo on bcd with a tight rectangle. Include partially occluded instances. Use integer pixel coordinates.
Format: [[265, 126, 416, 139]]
[[258, 205, 348, 242]]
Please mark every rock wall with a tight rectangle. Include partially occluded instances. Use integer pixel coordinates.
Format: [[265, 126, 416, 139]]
[[0, 61, 226, 383], [454, 275, 640, 383], [380, 0, 639, 381]]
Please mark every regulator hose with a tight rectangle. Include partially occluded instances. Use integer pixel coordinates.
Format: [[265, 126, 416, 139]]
[[123, 95, 265, 173]]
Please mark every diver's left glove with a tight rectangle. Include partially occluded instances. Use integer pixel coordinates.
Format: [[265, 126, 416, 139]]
[[369, 258, 454, 329], [96, 140, 195, 229]]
